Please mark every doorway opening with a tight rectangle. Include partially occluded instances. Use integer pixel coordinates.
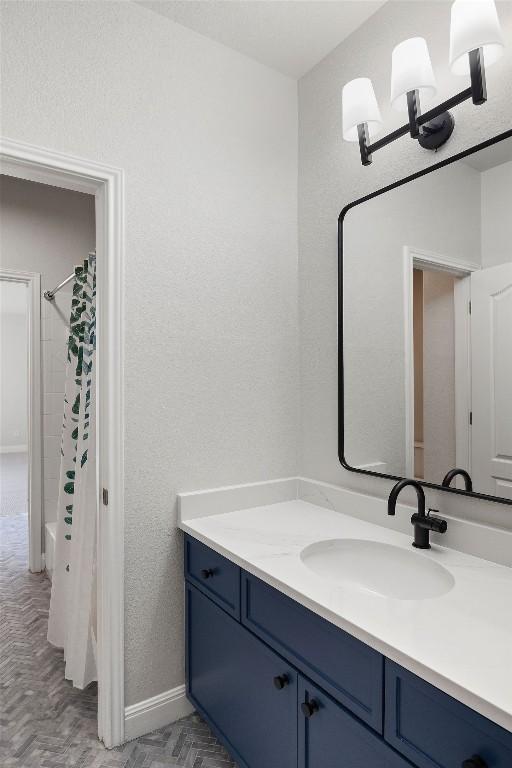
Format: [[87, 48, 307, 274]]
[[0, 279, 29, 527], [0, 138, 125, 748], [412, 267, 463, 482], [403, 247, 476, 489], [406, 250, 512, 496], [1, 267, 43, 570]]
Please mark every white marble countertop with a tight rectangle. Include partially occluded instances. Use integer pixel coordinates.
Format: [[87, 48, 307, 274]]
[[179, 498, 512, 733]]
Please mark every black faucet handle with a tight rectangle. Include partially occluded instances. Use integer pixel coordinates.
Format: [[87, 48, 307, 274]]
[[412, 510, 447, 535], [427, 509, 447, 534]]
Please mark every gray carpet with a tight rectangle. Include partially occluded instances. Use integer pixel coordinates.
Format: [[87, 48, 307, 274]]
[[0, 503, 236, 765]]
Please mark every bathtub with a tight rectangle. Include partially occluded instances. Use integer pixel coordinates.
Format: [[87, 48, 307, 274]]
[[45, 521, 57, 581]]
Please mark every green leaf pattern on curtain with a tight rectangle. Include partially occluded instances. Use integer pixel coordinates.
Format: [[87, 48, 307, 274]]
[[57, 256, 96, 560]]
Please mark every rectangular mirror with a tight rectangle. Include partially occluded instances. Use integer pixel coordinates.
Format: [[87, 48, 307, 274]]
[[339, 130, 512, 504]]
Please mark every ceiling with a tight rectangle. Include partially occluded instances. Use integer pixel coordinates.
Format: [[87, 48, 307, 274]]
[[137, 0, 387, 78], [0, 281, 27, 316]]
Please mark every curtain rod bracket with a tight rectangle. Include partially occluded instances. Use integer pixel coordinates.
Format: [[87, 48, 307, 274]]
[[43, 250, 96, 301]]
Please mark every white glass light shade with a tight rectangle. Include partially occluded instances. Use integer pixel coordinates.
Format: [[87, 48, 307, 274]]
[[450, 0, 504, 75], [390, 37, 437, 112], [342, 78, 382, 142]]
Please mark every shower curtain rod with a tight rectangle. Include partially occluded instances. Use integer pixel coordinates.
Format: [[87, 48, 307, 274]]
[[44, 251, 96, 301]]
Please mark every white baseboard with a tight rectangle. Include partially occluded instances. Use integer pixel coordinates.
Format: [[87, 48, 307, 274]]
[[0, 444, 28, 454], [124, 684, 195, 742]]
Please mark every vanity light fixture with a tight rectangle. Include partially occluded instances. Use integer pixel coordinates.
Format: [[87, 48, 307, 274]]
[[343, 0, 505, 166]]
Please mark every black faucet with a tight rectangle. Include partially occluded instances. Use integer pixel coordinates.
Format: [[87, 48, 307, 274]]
[[388, 479, 448, 549], [442, 468, 473, 492]]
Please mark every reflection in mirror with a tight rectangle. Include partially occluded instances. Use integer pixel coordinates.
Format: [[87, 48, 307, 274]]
[[342, 134, 512, 501]]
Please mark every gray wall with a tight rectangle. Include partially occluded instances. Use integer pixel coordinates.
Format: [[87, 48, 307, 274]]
[[298, 0, 512, 528], [0, 1, 299, 706]]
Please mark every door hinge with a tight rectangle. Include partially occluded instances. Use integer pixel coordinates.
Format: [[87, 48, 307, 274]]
[[102, 488, 109, 506], [469, 411, 473, 426], [469, 300, 472, 315]]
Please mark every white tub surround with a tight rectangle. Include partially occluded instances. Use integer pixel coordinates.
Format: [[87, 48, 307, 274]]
[[178, 479, 512, 733], [44, 521, 57, 581]]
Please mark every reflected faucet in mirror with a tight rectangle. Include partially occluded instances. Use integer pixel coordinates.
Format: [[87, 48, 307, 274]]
[[442, 468, 473, 492], [388, 479, 447, 549]]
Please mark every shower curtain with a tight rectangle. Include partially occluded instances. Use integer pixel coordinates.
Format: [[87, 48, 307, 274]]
[[48, 254, 97, 689]]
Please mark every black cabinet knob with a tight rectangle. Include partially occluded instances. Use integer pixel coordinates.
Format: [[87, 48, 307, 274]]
[[301, 699, 319, 718], [200, 568, 214, 579], [462, 756, 487, 768], [273, 674, 289, 690]]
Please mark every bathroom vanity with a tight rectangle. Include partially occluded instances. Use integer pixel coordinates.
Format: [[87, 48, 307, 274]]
[[180, 492, 512, 768]]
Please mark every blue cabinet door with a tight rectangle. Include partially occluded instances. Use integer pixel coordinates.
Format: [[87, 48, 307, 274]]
[[298, 676, 412, 768], [186, 583, 298, 768], [385, 661, 512, 768]]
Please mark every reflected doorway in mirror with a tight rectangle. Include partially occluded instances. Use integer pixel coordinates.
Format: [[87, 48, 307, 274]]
[[403, 247, 477, 489]]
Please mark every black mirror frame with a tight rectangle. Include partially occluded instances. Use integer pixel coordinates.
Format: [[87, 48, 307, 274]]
[[338, 128, 512, 506]]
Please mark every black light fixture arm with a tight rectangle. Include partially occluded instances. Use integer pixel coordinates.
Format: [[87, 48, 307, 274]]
[[357, 47, 486, 166], [407, 89, 421, 139]]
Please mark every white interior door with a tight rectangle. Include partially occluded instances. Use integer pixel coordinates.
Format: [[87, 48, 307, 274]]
[[471, 263, 512, 498]]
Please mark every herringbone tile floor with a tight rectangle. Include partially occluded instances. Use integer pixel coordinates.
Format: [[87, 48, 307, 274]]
[[0, 502, 236, 767]]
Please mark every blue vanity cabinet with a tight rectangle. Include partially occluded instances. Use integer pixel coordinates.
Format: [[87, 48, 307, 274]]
[[186, 583, 298, 768], [241, 571, 383, 732], [298, 676, 412, 768], [184, 535, 512, 768], [385, 661, 512, 768]]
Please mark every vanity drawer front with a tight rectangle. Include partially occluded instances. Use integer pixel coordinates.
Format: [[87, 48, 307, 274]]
[[241, 572, 383, 732], [184, 535, 240, 618], [385, 661, 512, 768], [299, 676, 412, 768]]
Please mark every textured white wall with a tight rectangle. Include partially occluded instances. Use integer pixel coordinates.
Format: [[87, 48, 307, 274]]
[[481, 159, 512, 267], [0, 176, 95, 527], [0, 1, 299, 705], [298, 0, 512, 529]]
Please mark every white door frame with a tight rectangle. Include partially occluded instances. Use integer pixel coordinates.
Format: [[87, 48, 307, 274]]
[[0, 137, 125, 748], [0, 268, 42, 572], [403, 246, 479, 480]]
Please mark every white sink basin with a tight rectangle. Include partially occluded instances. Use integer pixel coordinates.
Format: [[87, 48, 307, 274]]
[[300, 539, 454, 600]]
